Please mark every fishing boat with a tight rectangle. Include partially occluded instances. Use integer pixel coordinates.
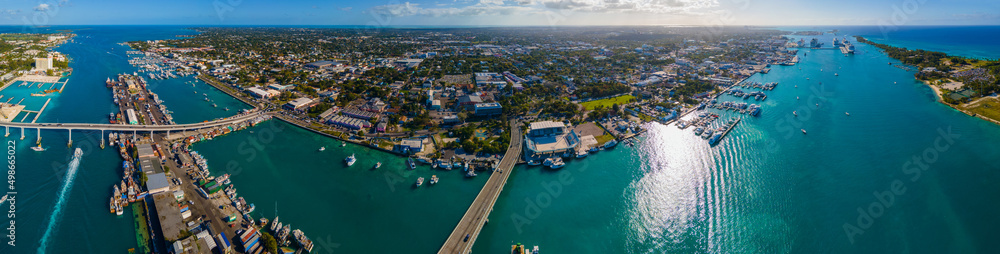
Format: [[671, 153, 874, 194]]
[[415, 177, 424, 187], [345, 154, 356, 166], [430, 175, 438, 185]]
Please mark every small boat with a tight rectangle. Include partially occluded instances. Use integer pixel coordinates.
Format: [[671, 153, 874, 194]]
[[430, 175, 438, 185], [793, 111, 797, 117], [31, 145, 46, 152], [416, 177, 424, 187], [548, 158, 565, 169], [845, 112, 850, 116], [408, 157, 416, 170], [341, 142, 346, 147], [527, 160, 541, 166], [374, 162, 381, 169], [345, 154, 356, 166], [835, 73, 839, 76], [801, 129, 807, 134], [465, 170, 477, 177], [796, 96, 799, 100], [318, 147, 325, 151]]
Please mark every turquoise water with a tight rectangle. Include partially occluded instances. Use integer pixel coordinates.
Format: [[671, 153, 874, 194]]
[[1, 26, 1000, 254], [781, 26, 1000, 60], [0, 26, 244, 254]]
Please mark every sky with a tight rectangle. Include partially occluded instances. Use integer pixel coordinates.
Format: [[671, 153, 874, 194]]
[[0, 0, 997, 26]]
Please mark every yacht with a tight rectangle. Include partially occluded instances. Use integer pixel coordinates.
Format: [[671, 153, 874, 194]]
[[31, 145, 45, 152], [430, 175, 439, 185], [374, 162, 381, 169], [415, 177, 424, 187], [845, 112, 850, 116], [345, 154, 356, 166], [318, 147, 325, 152]]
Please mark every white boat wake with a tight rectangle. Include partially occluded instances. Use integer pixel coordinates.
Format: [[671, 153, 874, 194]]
[[37, 148, 83, 254]]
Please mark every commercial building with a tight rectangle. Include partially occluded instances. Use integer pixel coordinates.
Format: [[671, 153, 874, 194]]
[[524, 121, 580, 156], [34, 55, 53, 71], [246, 87, 279, 99], [473, 102, 502, 116], [283, 97, 314, 111], [395, 138, 424, 153], [146, 173, 170, 195], [457, 95, 483, 110], [126, 108, 139, 125]]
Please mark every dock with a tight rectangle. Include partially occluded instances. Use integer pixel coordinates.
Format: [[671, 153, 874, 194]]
[[711, 117, 741, 145], [58, 79, 68, 93], [32, 98, 51, 123]]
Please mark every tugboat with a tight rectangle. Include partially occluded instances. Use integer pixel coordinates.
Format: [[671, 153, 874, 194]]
[[345, 154, 356, 167]]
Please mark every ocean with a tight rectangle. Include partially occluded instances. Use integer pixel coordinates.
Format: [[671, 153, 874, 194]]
[[1, 26, 999, 254]]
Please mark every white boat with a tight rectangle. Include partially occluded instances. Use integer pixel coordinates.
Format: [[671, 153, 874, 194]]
[[845, 112, 850, 116], [576, 150, 588, 158], [548, 158, 565, 169], [341, 142, 346, 147], [374, 162, 381, 169], [430, 175, 438, 185], [603, 140, 618, 149], [318, 147, 325, 151], [31, 145, 45, 152], [408, 157, 416, 170], [345, 154, 356, 166], [793, 111, 797, 117], [465, 170, 477, 177], [801, 129, 807, 134], [416, 177, 424, 187]]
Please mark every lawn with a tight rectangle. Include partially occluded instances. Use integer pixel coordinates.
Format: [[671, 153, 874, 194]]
[[580, 95, 635, 110], [594, 134, 615, 145], [961, 97, 1000, 123]]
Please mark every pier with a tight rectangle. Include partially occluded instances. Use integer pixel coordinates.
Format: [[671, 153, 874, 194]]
[[439, 121, 523, 254], [32, 98, 51, 123]]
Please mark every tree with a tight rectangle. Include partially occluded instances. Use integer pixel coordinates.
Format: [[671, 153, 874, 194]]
[[261, 232, 278, 254]]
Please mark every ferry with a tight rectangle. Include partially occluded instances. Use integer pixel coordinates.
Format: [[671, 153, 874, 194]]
[[345, 154, 356, 166], [430, 175, 438, 185], [374, 162, 381, 169], [416, 177, 424, 187], [408, 157, 416, 169], [31, 145, 45, 152], [318, 146, 325, 151]]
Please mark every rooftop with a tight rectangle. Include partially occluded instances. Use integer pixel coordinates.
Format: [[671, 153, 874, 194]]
[[529, 121, 566, 130]]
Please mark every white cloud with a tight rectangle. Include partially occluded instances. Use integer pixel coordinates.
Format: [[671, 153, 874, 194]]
[[370, 0, 719, 18], [34, 3, 50, 11]]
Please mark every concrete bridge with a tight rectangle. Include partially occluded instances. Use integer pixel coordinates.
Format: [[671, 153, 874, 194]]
[[439, 121, 523, 253], [0, 111, 271, 146]]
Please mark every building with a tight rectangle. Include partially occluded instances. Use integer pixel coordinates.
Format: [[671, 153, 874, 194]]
[[146, 173, 170, 194], [457, 94, 483, 110], [429, 100, 442, 110], [524, 121, 580, 157], [395, 138, 424, 153], [474, 72, 507, 88], [283, 97, 314, 111], [441, 115, 461, 125], [126, 108, 139, 125], [473, 102, 502, 116], [305, 60, 339, 70], [268, 83, 294, 91], [34, 55, 53, 71], [246, 87, 279, 99]]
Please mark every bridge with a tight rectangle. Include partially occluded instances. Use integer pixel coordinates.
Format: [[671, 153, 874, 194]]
[[0, 110, 271, 146], [439, 121, 523, 253]]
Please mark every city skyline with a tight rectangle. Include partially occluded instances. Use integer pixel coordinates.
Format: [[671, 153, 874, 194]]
[[0, 0, 997, 26]]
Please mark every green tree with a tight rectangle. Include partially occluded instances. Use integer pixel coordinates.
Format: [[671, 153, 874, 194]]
[[261, 232, 278, 254]]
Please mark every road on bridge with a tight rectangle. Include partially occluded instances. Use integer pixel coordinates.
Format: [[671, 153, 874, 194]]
[[439, 121, 523, 254], [0, 110, 270, 132]]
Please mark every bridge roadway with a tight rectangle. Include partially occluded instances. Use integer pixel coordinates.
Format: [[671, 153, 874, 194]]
[[0, 111, 270, 132], [439, 121, 523, 253]]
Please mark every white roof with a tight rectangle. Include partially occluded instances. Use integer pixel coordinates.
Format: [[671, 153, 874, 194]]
[[529, 121, 566, 130]]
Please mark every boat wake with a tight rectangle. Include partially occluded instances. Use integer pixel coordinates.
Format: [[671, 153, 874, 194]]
[[37, 148, 83, 254]]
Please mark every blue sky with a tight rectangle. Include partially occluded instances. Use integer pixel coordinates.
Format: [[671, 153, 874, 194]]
[[0, 0, 997, 26]]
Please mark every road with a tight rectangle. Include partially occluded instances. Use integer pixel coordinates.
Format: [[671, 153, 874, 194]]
[[438, 121, 523, 254], [0, 111, 269, 132]]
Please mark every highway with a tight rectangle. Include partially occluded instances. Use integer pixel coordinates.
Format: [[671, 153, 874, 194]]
[[439, 121, 523, 254]]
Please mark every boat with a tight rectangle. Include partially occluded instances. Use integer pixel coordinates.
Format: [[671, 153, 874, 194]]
[[548, 158, 565, 169], [793, 111, 797, 117], [31, 145, 45, 152], [374, 162, 381, 169], [527, 160, 541, 166], [318, 146, 325, 151], [430, 175, 438, 185], [212, 103, 217, 107], [341, 142, 346, 147], [345, 154, 356, 166], [109, 197, 115, 213], [416, 177, 424, 187], [801, 129, 807, 134], [845, 112, 850, 116], [576, 150, 588, 158], [603, 140, 618, 149], [543, 158, 554, 167], [408, 157, 416, 169], [465, 170, 477, 177]]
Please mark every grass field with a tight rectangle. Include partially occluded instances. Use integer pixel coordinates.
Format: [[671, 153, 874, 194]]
[[580, 95, 634, 110], [594, 134, 615, 145], [960, 97, 1000, 123]]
